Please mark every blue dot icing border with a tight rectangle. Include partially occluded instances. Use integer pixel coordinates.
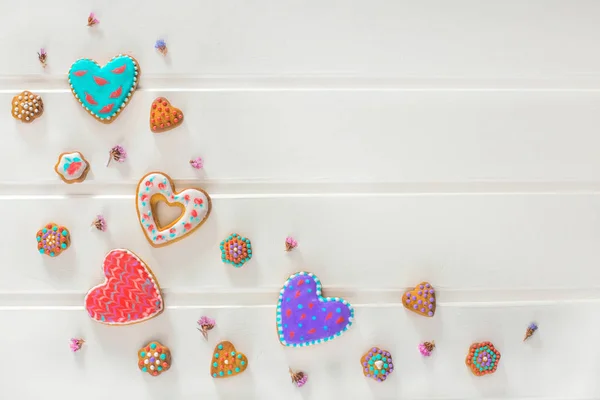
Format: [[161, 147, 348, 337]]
[[67, 54, 140, 123], [276, 271, 355, 347]]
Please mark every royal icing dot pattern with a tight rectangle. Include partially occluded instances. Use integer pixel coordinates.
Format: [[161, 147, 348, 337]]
[[54, 151, 90, 184], [210, 341, 248, 378], [138, 341, 171, 376], [277, 272, 354, 347], [11, 91, 43, 123], [136, 172, 211, 248], [361, 347, 394, 382], [150, 97, 183, 133], [84, 249, 164, 325], [403, 281, 436, 317], [466, 342, 501, 376], [220, 233, 252, 268], [36, 223, 70, 257], [68, 54, 140, 123]]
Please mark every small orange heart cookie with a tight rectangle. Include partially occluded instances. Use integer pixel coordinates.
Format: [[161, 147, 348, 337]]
[[150, 97, 183, 133], [210, 341, 248, 378], [403, 281, 436, 317]]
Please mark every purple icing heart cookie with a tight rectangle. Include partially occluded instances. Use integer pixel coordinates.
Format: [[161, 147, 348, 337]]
[[276, 272, 354, 347]]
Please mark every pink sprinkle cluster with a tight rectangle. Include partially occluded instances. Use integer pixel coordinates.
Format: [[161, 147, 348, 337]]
[[190, 157, 204, 169], [70, 338, 85, 352], [92, 215, 106, 231], [295, 374, 308, 387], [285, 236, 298, 251], [419, 342, 432, 357]]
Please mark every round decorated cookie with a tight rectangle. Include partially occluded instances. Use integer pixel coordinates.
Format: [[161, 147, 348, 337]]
[[138, 341, 171, 376], [55, 151, 90, 184], [36, 223, 70, 257], [466, 342, 500, 376], [361, 347, 394, 382], [11, 91, 43, 123], [276, 272, 354, 347], [210, 341, 248, 378], [68, 54, 140, 123], [136, 172, 211, 247], [220, 233, 252, 267]]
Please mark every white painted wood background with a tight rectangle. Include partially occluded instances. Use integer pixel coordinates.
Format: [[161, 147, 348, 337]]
[[1, 0, 600, 399]]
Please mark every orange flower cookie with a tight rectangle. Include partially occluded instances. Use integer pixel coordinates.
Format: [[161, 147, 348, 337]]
[[150, 97, 183, 133], [211, 341, 248, 378], [403, 281, 436, 317], [466, 342, 500, 376], [138, 341, 171, 376], [12, 91, 43, 123], [36, 223, 70, 257], [54, 151, 90, 184]]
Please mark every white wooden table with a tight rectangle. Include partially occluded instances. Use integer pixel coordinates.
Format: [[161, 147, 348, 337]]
[[1, 1, 599, 399]]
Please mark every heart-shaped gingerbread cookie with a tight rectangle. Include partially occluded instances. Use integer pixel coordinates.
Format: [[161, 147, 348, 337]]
[[136, 172, 211, 247], [150, 97, 183, 133], [210, 341, 248, 378], [277, 272, 354, 347], [85, 249, 163, 325], [68, 55, 140, 123], [402, 281, 436, 317]]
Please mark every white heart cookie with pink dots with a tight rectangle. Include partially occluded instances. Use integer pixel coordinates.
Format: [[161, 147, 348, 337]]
[[136, 172, 211, 247]]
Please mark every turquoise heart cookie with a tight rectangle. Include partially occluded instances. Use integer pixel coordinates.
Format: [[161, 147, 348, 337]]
[[68, 54, 140, 123]]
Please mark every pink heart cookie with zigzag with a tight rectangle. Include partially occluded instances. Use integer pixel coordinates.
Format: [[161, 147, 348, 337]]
[[85, 249, 164, 325]]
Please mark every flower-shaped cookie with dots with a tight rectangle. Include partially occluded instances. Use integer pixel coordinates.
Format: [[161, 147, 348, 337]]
[[361, 347, 394, 382], [36, 223, 70, 257], [220, 233, 252, 268], [55, 151, 90, 184], [138, 341, 171, 376], [11, 91, 43, 123], [465, 341, 500, 376]]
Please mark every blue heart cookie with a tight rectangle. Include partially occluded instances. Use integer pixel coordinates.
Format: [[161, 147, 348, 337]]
[[68, 54, 140, 123]]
